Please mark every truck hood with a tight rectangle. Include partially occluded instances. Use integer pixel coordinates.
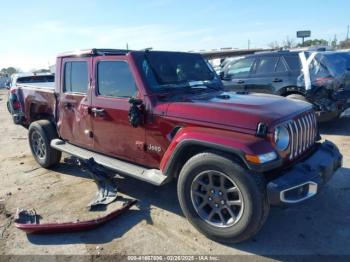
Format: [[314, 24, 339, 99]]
[[164, 92, 312, 131]]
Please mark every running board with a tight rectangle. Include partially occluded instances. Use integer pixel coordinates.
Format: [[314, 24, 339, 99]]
[[50, 139, 169, 186]]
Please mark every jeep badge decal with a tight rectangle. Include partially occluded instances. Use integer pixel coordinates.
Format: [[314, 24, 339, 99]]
[[147, 144, 161, 153]]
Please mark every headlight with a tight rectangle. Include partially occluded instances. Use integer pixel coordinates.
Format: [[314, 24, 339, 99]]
[[274, 125, 290, 151]]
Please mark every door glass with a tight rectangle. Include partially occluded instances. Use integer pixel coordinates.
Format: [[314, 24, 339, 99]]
[[284, 55, 301, 71], [226, 58, 255, 78], [255, 57, 278, 74], [63, 62, 71, 92], [97, 61, 136, 98], [64, 61, 88, 94], [275, 58, 288, 72]]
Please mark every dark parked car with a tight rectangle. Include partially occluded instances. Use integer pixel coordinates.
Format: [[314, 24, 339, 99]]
[[221, 50, 350, 121]]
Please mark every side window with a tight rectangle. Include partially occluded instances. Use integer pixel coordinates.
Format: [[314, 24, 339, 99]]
[[97, 61, 136, 98], [275, 58, 288, 72], [284, 55, 301, 71], [255, 57, 278, 74], [226, 58, 255, 78], [64, 61, 88, 93]]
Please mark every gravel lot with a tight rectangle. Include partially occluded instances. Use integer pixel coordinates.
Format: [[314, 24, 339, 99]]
[[0, 89, 349, 259]]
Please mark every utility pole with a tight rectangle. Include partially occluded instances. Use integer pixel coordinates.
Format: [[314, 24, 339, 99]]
[[248, 39, 250, 50]]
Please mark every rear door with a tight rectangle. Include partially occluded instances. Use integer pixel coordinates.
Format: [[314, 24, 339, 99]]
[[58, 58, 93, 148], [90, 56, 146, 163], [221, 57, 255, 92], [248, 55, 289, 94]]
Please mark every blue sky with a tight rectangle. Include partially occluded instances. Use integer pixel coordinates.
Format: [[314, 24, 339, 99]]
[[1, 0, 349, 70]]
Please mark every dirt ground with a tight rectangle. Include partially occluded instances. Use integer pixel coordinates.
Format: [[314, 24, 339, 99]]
[[0, 89, 349, 259]]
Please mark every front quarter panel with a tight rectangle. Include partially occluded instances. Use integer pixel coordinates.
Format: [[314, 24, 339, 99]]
[[160, 126, 277, 175]]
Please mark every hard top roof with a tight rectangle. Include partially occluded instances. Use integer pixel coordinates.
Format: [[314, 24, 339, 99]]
[[57, 48, 131, 58], [57, 48, 199, 58]]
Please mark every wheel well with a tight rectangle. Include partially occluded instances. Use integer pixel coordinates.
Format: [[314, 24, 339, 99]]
[[281, 90, 305, 97], [29, 103, 54, 124], [170, 144, 248, 179]]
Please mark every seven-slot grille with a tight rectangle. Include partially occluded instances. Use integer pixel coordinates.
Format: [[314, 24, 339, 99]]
[[284, 111, 317, 160]]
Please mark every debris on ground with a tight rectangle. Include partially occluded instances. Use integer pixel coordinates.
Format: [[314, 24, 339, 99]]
[[14, 156, 137, 234], [14, 200, 137, 234], [0, 201, 13, 240], [64, 157, 118, 209]]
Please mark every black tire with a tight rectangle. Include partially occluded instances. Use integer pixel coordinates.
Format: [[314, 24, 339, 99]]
[[28, 120, 62, 168], [286, 94, 308, 102], [177, 152, 269, 243], [7, 101, 11, 114]]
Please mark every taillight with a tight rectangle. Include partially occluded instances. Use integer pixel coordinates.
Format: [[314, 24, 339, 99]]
[[12, 101, 21, 110]]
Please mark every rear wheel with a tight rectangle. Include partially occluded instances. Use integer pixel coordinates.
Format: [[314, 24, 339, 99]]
[[28, 120, 61, 168], [7, 101, 11, 113], [177, 152, 269, 243]]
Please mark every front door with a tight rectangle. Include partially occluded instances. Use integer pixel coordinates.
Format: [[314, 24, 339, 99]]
[[58, 58, 93, 148], [222, 57, 255, 92], [90, 57, 146, 163]]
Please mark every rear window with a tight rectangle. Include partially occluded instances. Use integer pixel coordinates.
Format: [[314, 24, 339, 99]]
[[275, 58, 288, 72], [284, 55, 301, 71], [64, 61, 88, 94], [17, 75, 54, 84], [255, 57, 278, 74]]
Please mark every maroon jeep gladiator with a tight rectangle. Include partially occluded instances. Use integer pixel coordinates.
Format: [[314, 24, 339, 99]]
[[11, 48, 342, 243]]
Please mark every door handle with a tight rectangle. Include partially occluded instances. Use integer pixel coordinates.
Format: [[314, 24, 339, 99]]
[[272, 78, 283, 83], [237, 80, 245, 84], [91, 107, 105, 117]]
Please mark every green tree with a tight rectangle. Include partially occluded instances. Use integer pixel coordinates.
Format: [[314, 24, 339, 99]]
[[297, 39, 329, 47], [0, 67, 18, 76]]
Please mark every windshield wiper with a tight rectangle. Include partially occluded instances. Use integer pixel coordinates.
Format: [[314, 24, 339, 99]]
[[159, 81, 220, 92]]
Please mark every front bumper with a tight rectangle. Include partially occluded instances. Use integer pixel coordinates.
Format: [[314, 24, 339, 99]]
[[267, 140, 342, 206]]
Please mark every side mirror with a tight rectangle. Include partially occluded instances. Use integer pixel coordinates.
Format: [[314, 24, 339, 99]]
[[219, 71, 225, 79], [128, 98, 144, 128]]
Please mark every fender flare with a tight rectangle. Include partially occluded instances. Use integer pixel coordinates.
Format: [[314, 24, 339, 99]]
[[162, 138, 282, 177], [162, 139, 249, 177]]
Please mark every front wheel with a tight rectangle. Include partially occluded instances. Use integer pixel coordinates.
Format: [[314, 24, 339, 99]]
[[28, 120, 62, 168], [177, 152, 269, 243]]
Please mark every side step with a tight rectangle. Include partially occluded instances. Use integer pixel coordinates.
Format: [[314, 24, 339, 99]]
[[50, 139, 169, 186]]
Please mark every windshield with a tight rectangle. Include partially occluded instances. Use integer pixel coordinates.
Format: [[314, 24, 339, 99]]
[[321, 52, 350, 76], [17, 75, 54, 84], [134, 51, 222, 92]]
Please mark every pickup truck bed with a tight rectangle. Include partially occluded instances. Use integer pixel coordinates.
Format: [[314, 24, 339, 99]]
[[12, 83, 56, 126]]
